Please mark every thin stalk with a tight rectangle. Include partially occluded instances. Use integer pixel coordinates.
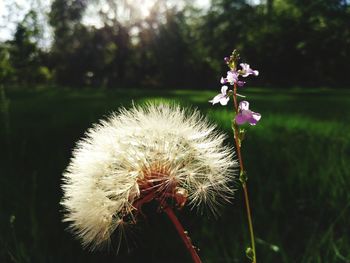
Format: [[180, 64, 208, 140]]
[[0, 85, 10, 137], [159, 199, 202, 263], [232, 83, 257, 263]]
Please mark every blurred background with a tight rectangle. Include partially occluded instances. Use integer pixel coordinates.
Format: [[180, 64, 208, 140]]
[[0, 0, 349, 262]]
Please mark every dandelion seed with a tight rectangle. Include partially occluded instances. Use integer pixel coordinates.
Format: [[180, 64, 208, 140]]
[[61, 103, 237, 249]]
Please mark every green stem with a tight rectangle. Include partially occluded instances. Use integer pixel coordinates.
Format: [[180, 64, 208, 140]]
[[242, 183, 256, 262], [232, 83, 257, 263]]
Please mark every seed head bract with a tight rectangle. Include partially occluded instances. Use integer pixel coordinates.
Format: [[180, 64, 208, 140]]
[[61, 103, 237, 249]]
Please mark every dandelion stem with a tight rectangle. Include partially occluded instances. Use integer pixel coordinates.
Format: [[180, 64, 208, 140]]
[[233, 83, 257, 263], [159, 199, 202, 263]]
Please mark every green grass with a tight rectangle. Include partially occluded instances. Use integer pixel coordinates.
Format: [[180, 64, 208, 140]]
[[0, 86, 349, 263]]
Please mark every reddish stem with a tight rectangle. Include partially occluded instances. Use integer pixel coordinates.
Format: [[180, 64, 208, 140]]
[[233, 83, 244, 171], [159, 199, 202, 263], [133, 189, 202, 263], [232, 83, 257, 263], [233, 83, 239, 113]]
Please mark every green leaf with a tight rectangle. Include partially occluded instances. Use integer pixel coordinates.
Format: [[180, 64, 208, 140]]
[[239, 170, 248, 184], [245, 247, 254, 260]]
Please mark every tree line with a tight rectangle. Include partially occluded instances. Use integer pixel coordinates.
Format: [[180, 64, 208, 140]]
[[0, 0, 349, 89]]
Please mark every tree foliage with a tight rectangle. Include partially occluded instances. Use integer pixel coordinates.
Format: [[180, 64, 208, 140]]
[[1, 10, 50, 85], [0, 0, 349, 88]]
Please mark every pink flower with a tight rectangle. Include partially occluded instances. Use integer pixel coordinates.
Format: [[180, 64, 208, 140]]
[[235, 101, 261, 125], [239, 63, 259, 77], [209, 86, 230, 105], [221, 71, 245, 87]]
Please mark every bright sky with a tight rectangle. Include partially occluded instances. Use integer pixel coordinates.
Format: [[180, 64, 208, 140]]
[[82, 0, 212, 28], [0, 0, 260, 44], [0, 0, 51, 43], [0, 0, 213, 43]]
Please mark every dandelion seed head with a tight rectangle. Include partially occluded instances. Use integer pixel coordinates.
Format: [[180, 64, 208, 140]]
[[61, 103, 237, 249]]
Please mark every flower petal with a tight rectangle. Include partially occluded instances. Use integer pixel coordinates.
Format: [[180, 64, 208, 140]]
[[240, 63, 249, 71], [235, 113, 247, 125], [240, 63, 258, 77], [221, 85, 228, 95], [209, 94, 224, 105], [239, 101, 250, 111], [220, 77, 227, 84], [226, 71, 238, 85], [237, 80, 245, 87], [219, 96, 230, 106], [248, 112, 261, 125]]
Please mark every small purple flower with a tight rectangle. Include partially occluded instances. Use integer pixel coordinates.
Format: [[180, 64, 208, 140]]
[[209, 86, 230, 106], [220, 77, 228, 84], [226, 71, 238, 84], [235, 101, 261, 125], [237, 80, 246, 87], [239, 63, 259, 77], [221, 71, 245, 87]]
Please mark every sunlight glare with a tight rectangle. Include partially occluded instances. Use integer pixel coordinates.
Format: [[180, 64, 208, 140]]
[[140, 0, 156, 18]]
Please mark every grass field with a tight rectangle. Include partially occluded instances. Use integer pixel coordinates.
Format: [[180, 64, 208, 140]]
[[0, 86, 349, 263]]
